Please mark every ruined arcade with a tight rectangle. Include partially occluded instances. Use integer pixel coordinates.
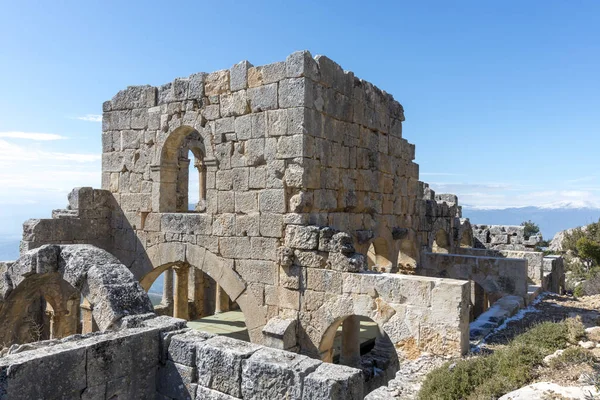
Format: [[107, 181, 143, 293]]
[[0, 51, 564, 399]]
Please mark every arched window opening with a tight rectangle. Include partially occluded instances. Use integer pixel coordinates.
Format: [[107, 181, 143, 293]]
[[367, 238, 392, 272], [432, 229, 450, 254], [398, 238, 418, 274], [320, 315, 399, 394], [158, 126, 207, 213]]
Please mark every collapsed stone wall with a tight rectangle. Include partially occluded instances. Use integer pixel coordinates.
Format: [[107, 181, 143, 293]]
[[20, 188, 113, 255], [472, 224, 541, 251], [0, 315, 366, 400]]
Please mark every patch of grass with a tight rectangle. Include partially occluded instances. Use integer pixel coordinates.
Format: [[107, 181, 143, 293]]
[[418, 320, 576, 400]]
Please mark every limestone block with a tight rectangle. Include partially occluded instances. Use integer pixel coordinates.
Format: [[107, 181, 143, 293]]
[[249, 167, 267, 189], [218, 191, 235, 213], [307, 268, 342, 293], [248, 83, 278, 112], [195, 386, 241, 400], [205, 69, 230, 96], [230, 60, 252, 92], [245, 138, 266, 166], [260, 213, 284, 238], [213, 214, 235, 236], [221, 90, 249, 117], [235, 260, 278, 285], [232, 168, 249, 191], [161, 213, 213, 235], [266, 109, 288, 136], [314, 55, 353, 96], [111, 85, 156, 110], [303, 363, 364, 400], [0, 345, 87, 399], [294, 250, 327, 269], [250, 237, 280, 261], [248, 62, 286, 87], [103, 110, 131, 131], [262, 317, 297, 350], [168, 330, 214, 367], [285, 50, 320, 81], [259, 189, 286, 213], [328, 252, 366, 273], [235, 213, 260, 237], [285, 225, 319, 250], [156, 360, 197, 400], [241, 347, 321, 400], [196, 336, 261, 398], [220, 237, 252, 259], [279, 77, 309, 109], [203, 104, 221, 120]]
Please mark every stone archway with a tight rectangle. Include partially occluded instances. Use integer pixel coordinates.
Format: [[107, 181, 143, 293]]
[[140, 242, 268, 343], [0, 245, 153, 346], [313, 294, 400, 394]]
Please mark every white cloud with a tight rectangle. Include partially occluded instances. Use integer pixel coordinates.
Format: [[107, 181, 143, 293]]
[[429, 181, 600, 210], [0, 132, 66, 141], [72, 114, 102, 122], [0, 139, 100, 206]]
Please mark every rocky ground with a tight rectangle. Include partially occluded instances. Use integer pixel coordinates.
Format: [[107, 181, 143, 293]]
[[368, 293, 600, 400]]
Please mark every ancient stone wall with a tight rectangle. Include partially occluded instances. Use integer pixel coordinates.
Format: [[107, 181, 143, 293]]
[[458, 247, 545, 285], [472, 224, 541, 251], [419, 252, 528, 304], [0, 315, 365, 400], [543, 255, 565, 294], [20, 187, 113, 255]]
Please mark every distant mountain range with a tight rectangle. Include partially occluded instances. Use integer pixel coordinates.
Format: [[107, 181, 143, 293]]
[[462, 203, 600, 239]]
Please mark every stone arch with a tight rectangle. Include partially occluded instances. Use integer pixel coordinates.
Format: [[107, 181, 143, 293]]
[[314, 294, 400, 394], [432, 229, 451, 254], [152, 125, 213, 213], [367, 237, 393, 272], [0, 245, 153, 345], [140, 242, 268, 343]]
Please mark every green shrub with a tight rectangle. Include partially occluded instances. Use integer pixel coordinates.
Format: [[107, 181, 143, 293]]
[[418, 321, 571, 400], [549, 347, 596, 369]]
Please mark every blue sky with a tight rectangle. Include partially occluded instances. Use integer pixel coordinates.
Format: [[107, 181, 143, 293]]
[[0, 0, 599, 236]]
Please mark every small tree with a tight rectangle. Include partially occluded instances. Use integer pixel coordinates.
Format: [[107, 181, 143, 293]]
[[576, 237, 600, 273], [521, 220, 541, 240]]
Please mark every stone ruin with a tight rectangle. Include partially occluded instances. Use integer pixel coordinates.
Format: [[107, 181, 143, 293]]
[[0, 51, 565, 399]]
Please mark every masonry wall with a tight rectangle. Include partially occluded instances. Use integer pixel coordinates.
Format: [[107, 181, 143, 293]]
[[472, 224, 541, 251], [419, 252, 528, 303], [0, 315, 365, 400], [457, 247, 544, 285], [20, 187, 113, 255]]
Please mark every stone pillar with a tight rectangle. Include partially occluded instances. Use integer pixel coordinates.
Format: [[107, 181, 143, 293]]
[[194, 158, 206, 212], [190, 268, 205, 319], [81, 298, 94, 334], [215, 284, 230, 314], [173, 264, 189, 320], [340, 316, 361, 368], [162, 268, 174, 308]]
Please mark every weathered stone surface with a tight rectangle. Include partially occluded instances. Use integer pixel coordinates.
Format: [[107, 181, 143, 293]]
[[241, 347, 320, 400], [303, 363, 364, 400]]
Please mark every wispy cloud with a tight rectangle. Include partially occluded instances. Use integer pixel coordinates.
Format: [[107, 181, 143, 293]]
[[72, 114, 102, 122], [0, 132, 66, 141]]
